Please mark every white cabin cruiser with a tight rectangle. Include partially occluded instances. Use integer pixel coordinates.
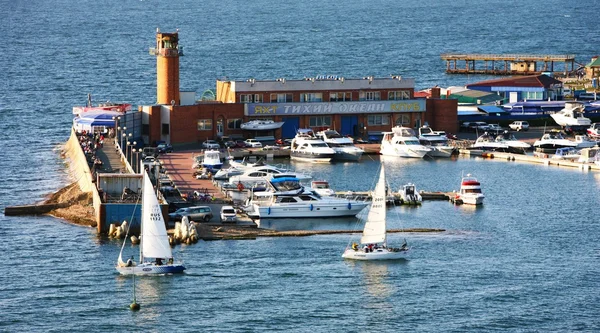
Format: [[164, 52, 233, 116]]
[[455, 174, 484, 205], [380, 126, 431, 158], [471, 133, 510, 152], [246, 177, 368, 219], [533, 131, 596, 153], [550, 102, 591, 128], [290, 130, 336, 163], [315, 129, 364, 161], [398, 183, 422, 205], [494, 131, 531, 154], [310, 180, 335, 196], [418, 125, 455, 157], [240, 119, 285, 130], [229, 164, 312, 184], [551, 147, 581, 161], [198, 150, 223, 171]]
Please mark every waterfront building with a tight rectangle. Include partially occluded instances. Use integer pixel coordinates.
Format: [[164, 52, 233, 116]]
[[139, 31, 457, 146], [465, 74, 564, 104]]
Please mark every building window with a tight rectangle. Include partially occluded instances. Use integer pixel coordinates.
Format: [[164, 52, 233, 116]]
[[254, 94, 263, 103], [142, 124, 149, 136], [300, 93, 323, 102], [270, 93, 293, 103], [197, 119, 212, 130], [309, 116, 332, 127], [361, 91, 381, 101], [367, 114, 390, 126], [228, 118, 242, 129], [240, 94, 263, 103], [388, 90, 411, 100], [161, 123, 169, 135], [395, 114, 410, 126], [523, 91, 544, 100], [330, 92, 352, 102], [240, 94, 252, 103]]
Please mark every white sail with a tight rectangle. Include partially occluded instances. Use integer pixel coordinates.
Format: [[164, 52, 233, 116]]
[[360, 165, 387, 245], [141, 172, 173, 260]]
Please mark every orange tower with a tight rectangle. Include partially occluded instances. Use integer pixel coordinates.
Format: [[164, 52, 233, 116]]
[[151, 29, 181, 105]]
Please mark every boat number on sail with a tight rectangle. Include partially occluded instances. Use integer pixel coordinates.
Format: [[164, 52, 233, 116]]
[[151, 206, 162, 221]]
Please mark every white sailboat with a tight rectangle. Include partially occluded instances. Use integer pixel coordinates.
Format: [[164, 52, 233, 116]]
[[116, 171, 186, 275], [342, 165, 409, 260]]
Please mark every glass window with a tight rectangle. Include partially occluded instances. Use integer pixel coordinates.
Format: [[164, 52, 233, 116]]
[[395, 114, 410, 126], [197, 119, 212, 130], [367, 114, 390, 126], [240, 94, 251, 103], [161, 123, 169, 135], [254, 94, 263, 103], [309, 116, 332, 127], [300, 93, 323, 102], [329, 92, 352, 102], [523, 91, 543, 100], [388, 90, 411, 100], [228, 119, 242, 129], [365, 91, 381, 101], [271, 93, 293, 103]]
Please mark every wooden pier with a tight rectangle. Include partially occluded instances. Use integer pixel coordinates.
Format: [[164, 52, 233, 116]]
[[440, 53, 578, 76], [459, 149, 600, 171]]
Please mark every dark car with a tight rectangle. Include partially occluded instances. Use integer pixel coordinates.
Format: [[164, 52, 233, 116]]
[[157, 143, 173, 154]]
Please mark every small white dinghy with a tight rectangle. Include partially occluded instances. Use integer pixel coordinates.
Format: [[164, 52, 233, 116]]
[[116, 171, 185, 275], [342, 165, 409, 260]]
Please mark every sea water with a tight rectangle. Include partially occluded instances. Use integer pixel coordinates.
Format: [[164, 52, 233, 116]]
[[1, 0, 600, 331]]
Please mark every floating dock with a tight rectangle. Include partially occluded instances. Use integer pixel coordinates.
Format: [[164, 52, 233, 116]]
[[440, 53, 578, 76], [459, 149, 600, 171]]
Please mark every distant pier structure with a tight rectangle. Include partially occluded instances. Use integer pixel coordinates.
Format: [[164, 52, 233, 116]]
[[440, 53, 578, 76]]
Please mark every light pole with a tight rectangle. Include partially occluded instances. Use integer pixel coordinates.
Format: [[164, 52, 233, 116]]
[[129, 141, 137, 168], [133, 148, 141, 173], [121, 131, 126, 155]]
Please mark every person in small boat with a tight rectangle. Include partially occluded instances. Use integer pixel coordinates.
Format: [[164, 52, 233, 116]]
[[156, 258, 163, 266], [401, 240, 408, 251], [351, 243, 358, 251], [126, 256, 134, 267]]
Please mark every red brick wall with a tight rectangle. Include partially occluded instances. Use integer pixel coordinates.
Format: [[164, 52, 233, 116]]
[[169, 104, 245, 144], [425, 99, 458, 134]]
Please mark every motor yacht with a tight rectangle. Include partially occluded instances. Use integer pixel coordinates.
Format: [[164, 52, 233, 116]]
[[245, 177, 368, 219], [240, 119, 285, 130], [550, 101, 591, 129], [417, 125, 455, 157], [470, 132, 510, 152], [493, 131, 531, 154], [533, 131, 596, 153], [229, 164, 312, 184], [196, 150, 222, 171], [315, 129, 364, 161], [455, 174, 484, 205], [380, 126, 431, 158], [290, 129, 336, 163]]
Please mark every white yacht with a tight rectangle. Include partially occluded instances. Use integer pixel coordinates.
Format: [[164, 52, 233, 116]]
[[550, 102, 591, 128], [455, 173, 484, 205], [246, 177, 368, 219], [240, 119, 285, 130], [471, 133, 510, 152], [310, 180, 335, 196], [533, 131, 596, 153], [417, 125, 454, 157], [290, 130, 336, 163], [229, 165, 312, 184], [197, 150, 222, 171], [380, 126, 432, 158], [315, 129, 364, 161], [493, 131, 531, 154]]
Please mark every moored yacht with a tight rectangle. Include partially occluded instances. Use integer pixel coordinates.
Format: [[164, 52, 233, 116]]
[[240, 119, 285, 130], [533, 130, 596, 153], [494, 131, 531, 154], [315, 129, 364, 161], [229, 164, 312, 184], [290, 129, 336, 163], [471, 132, 510, 152], [455, 173, 484, 205], [550, 101, 591, 130], [380, 126, 431, 158], [198, 150, 223, 171], [418, 125, 455, 157], [246, 177, 368, 219]]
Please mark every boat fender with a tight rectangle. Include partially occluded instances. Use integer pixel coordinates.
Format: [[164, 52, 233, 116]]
[[268, 207, 271, 215], [310, 204, 313, 211], [348, 202, 352, 210], [237, 182, 244, 191]]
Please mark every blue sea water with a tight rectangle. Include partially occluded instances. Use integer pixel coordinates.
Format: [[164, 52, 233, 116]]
[[1, 0, 600, 331]]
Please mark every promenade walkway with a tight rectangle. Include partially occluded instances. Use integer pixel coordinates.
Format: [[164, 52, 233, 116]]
[[94, 137, 125, 173]]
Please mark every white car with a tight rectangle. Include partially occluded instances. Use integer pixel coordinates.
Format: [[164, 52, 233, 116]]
[[220, 205, 237, 223], [244, 139, 263, 148], [202, 140, 220, 149], [509, 121, 529, 131]]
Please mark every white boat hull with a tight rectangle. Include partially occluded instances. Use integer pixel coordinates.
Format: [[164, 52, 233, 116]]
[[255, 201, 368, 218], [426, 146, 454, 158], [116, 262, 186, 275], [380, 145, 430, 158], [240, 122, 285, 130], [459, 194, 485, 205], [342, 247, 409, 260], [290, 154, 333, 163]]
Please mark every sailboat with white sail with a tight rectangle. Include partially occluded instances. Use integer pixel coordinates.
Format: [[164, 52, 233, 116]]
[[342, 164, 409, 260], [116, 171, 186, 275]]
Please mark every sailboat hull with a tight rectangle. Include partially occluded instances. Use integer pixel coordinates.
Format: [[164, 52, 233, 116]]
[[342, 248, 409, 260], [116, 262, 186, 275]]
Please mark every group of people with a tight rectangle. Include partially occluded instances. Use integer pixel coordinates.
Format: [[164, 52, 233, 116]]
[[77, 130, 106, 173], [351, 242, 384, 252]]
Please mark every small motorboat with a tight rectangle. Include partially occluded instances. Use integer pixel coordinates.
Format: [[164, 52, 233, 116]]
[[240, 119, 285, 130], [310, 180, 335, 196], [398, 183, 422, 205], [455, 173, 484, 205]]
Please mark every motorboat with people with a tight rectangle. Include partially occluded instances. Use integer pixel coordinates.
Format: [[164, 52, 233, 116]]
[[493, 131, 531, 154], [310, 180, 335, 196], [380, 126, 431, 158], [342, 164, 410, 260], [550, 101, 591, 130], [116, 171, 186, 275], [245, 177, 368, 219], [418, 125, 455, 157], [229, 164, 312, 184], [290, 129, 336, 163], [240, 119, 285, 130], [454, 173, 484, 205], [315, 129, 364, 161], [470, 132, 510, 152], [398, 183, 422, 205]]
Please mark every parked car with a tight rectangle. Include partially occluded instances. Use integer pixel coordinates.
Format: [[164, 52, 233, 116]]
[[461, 121, 489, 132], [157, 143, 173, 153], [142, 146, 159, 159], [509, 121, 529, 131], [168, 206, 213, 222], [486, 124, 504, 133], [578, 92, 597, 100], [202, 140, 220, 149], [224, 140, 237, 148], [244, 139, 263, 148], [220, 205, 237, 223]]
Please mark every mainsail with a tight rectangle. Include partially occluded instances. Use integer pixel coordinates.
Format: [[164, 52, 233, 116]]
[[360, 165, 387, 245], [141, 172, 173, 260]]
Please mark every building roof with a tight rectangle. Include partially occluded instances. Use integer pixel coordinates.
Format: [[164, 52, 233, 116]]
[[586, 57, 600, 68], [465, 74, 562, 88]]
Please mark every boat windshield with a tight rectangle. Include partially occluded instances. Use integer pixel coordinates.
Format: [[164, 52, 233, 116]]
[[311, 142, 329, 148]]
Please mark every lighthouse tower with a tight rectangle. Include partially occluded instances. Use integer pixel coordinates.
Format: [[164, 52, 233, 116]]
[[151, 29, 181, 105]]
